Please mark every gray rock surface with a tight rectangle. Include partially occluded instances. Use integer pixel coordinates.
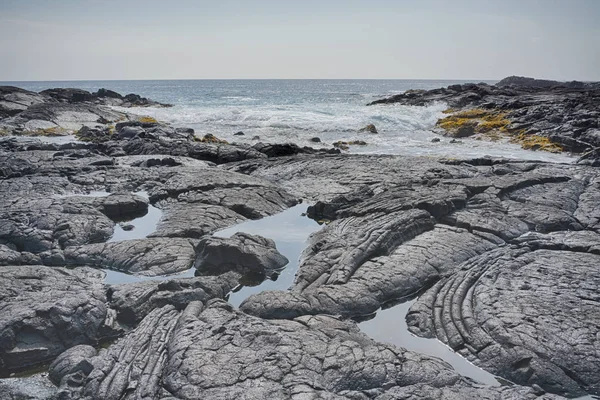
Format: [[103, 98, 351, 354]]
[[1, 118, 599, 398], [59, 237, 197, 276], [52, 300, 556, 400], [195, 232, 289, 278], [0, 266, 118, 375], [407, 245, 600, 397], [230, 154, 600, 397]]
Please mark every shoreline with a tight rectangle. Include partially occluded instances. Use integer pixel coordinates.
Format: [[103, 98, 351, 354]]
[[1, 82, 599, 399]]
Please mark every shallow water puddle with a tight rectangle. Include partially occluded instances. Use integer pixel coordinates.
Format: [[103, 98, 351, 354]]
[[107, 191, 162, 242], [359, 299, 503, 386], [214, 203, 321, 307]]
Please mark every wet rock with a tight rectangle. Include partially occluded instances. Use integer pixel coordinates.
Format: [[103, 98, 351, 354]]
[[368, 77, 600, 153], [117, 125, 145, 140], [431, 137, 441, 142], [195, 233, 289, 278], [53, 300, 550, 400], [0, 266, 118, 374], [359, 123, 378, 133], [234, 131, 245, 136], [120, 224, 134, 231], [310, 136, 321, 142], [196, 133, 228, 144]]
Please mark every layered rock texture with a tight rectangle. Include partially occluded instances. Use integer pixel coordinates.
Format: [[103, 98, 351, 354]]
[[0, 84, 598, 399]]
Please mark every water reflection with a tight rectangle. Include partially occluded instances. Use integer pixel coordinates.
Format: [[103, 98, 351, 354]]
[[214, 203, 321, 307], [359, 299, 502, 386]]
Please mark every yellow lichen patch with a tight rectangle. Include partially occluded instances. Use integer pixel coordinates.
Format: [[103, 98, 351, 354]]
[[510, 133, 563, 153], [24, 126, 67, 136], [138, 116, 158, 124], [437, 108, 511, 137], [195, 134, 228, 144]]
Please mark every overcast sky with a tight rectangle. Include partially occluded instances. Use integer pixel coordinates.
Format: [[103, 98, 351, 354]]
[[1, 0, 598, 81]]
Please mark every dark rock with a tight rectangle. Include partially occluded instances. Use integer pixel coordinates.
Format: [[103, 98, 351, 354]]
[[117, 125, 145, 140], [233, 131, 245, 136], [53, 300, 550, 399], [0, 266, 119, 374], [496, 75, 587, 89], [431, 137, 441, 142], [407, 245, 600, 397], [359, 123, 378, 133], [310, 137, 321, 142], [93, 88, 122, 99], [0, 373, 57, 400], [48, 345, 97, 385], [120, 224, 134, 231], [367, 77, 600, 153], [107, 272, 240, 324], [57, 237, 197, 276], [227, 154, 600, 397], [75, 125, 112, 143], [194, 232, 289, 278], [196, 133, 228, 144], [40, 88, 94, 103], [0, 86, 49, 119]]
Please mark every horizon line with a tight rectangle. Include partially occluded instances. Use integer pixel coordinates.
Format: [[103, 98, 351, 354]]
[[0, 77, 504, 83]]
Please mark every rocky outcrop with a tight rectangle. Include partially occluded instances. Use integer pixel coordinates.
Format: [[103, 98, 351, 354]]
[[195, 232, 289, 279], [495, 76, 593, 89], [0, 266, 119, 375], [406, 244, 600, 397], [0, 86, 169, 137], [51, 300, 555, 400], [367, 77, 600, 156], [40, 87, 171, 108], [229, 154, 600, 397], [1, 121, 599, 398], [0, 86, 49, 120]]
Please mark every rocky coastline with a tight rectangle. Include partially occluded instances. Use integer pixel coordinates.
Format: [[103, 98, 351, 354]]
[[0, 82, 599, 399], [369, 76, 600, 164]]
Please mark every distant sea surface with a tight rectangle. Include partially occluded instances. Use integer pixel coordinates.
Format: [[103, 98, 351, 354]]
[[2, 79, 574, 162]]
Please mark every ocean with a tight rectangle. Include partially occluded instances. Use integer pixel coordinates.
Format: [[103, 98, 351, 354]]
[[2, 79, 574, 163]]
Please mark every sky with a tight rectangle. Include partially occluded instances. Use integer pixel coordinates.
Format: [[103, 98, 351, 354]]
[[1, 0, 599, 81]]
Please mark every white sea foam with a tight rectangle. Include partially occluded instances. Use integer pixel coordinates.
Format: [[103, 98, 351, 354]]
[[106, 79, 575, 164]]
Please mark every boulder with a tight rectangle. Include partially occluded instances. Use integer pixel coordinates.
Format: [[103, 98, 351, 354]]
[[195, 232, 289, 279]]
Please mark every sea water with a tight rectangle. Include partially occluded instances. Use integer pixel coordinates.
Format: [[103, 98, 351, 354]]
[[3, 79, 574, 163]]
